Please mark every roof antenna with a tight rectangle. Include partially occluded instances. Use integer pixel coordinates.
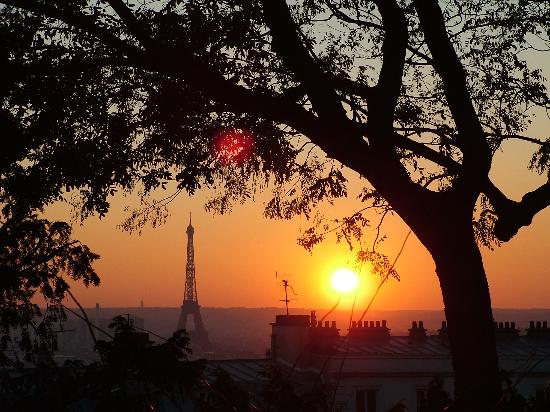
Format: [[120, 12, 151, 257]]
[[280, 279, 297, 316]]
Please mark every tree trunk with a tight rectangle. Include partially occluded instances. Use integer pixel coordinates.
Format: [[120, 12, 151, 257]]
[[365, 153, 502, 410], [426, 213, 502, 411]]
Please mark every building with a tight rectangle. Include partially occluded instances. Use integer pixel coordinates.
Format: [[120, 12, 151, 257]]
[[269, 313, 550, 411]]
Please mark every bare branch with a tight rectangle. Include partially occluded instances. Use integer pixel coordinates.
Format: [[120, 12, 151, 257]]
[[492, 134, 550, 148], [388, 131, 461, 172], [325, 1, 384, 31], [413, 0, 491, 178], [491, 181, 550, 242], [260, 0, 348, 123], [326, 0, 433, 63], [105, 0, 153, 49], [331, 74, 375, 101], [369, 0, 408, 131], [2, 0, 140, 56]]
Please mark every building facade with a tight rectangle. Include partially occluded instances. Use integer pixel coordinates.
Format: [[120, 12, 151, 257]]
[[270, 314, 550, 411]]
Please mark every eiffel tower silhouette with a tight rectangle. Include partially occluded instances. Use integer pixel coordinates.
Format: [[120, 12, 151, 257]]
[[176, 213, 211, 350]]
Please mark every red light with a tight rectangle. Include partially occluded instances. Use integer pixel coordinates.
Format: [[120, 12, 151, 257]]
[[212, 129, 255, 165]]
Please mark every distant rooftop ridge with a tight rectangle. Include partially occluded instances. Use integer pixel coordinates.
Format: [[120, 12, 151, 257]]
[[273, 313, 550, 339]]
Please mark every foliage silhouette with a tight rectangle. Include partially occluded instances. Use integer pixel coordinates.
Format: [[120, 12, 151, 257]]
[[1, 1, 550, 410], [260, 363, 329, 412], [201, 366, 253, 411], [0, 315, 205, 412], [0, 211, 99, 364], [386, 400, 406, 412], [94, 315, 204, 411], [494, 382, 550, 412], [424, 377, 451, 412]]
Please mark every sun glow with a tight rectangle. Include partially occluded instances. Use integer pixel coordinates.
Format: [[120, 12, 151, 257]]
[[331, 268, 359, 293], [212, 128, 255, 165]]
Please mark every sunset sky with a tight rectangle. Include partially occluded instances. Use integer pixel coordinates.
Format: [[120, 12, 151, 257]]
[[41, 53, 550, 313], [45, 129, 550, 312], [14, 9, 545, 315]]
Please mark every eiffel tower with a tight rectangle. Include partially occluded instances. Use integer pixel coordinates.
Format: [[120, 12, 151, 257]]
[[176, 214, 211, 350]]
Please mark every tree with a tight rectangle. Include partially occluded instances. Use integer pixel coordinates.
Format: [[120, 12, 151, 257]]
[[0, 1, 549, 410], [260, 363, 329, 412], [0, 315, 205, 411], [0, 211, 99, 364], [425, 377, 451, 412], [94, 315, 204, 411], [203, 366, 253, 411]]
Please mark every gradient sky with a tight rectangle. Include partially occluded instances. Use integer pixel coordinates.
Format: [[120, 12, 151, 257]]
[[42, 53, 550, 312], [44, 130, 550, 312], [20, 22, 541, 313]]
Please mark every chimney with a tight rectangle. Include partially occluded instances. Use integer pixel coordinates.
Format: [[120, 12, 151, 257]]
[[438, 321, 448, 340], [309, 318, 339, 354], [270, 315, 311, 363], [494, 320, 519, 339], [310, 311, 317, 327], [95, 303, 100, 327], [349, 320, 390, 341], [527, 320, 550, 339], [409, 320, 427, 342]]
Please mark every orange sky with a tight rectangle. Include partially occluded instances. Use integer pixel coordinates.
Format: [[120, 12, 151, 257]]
[[44, 132, 550, 311], [31, 35, 549, 313]]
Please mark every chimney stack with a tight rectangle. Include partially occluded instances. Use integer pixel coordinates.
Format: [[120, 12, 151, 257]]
[[95, 303, 100, 327], [348, 319, 390, 341], [527, 320, 550, 338], [494, 320, 519, 339], [438, 321, 448, 340], [409, 320, 427, 342], [310, 311, 317, 327]]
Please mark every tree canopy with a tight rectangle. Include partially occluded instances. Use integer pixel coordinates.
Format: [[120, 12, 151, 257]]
[[0, 0, 548, 238]]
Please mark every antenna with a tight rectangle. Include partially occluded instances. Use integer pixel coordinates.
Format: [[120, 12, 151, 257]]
[[281, 279, 290, 315], [280, 279, 297, 315]]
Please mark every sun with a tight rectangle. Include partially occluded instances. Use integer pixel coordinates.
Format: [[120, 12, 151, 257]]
[[331, 268, 359, 293], [212, 128, 255, 165]]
